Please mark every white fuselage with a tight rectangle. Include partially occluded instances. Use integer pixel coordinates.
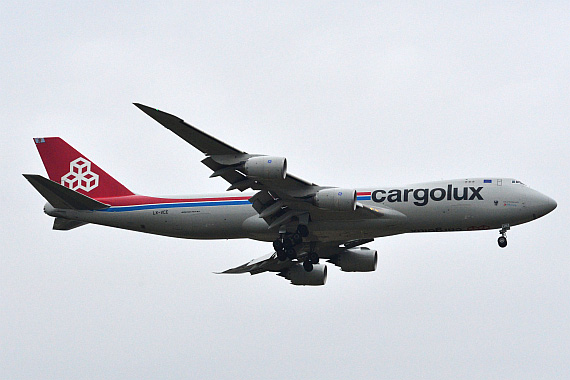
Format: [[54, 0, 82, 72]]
[[44, 178, 556, 243]]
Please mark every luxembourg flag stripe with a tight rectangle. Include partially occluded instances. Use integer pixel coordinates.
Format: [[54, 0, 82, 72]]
[[357, 191, 372, 201]]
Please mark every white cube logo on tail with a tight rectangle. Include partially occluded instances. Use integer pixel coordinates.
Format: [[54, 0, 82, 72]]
[[61, 157, 99, 192]]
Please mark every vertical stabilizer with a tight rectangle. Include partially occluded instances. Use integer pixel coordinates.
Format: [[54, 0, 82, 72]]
[[33, 137, 134, 198]]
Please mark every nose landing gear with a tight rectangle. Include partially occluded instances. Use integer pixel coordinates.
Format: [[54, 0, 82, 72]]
[[498, 224, 510, 248]]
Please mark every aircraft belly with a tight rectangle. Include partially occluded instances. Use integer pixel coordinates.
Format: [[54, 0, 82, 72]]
[[178, 206, 252, 239], [308, 219, 407, 241], [76, 205, 256, 239]]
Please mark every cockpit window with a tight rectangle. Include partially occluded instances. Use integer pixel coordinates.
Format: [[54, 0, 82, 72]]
[[511, 180, 526, 186]]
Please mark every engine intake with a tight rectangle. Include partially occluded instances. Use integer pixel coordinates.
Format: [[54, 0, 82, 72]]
[[331, 248, 377, 272], [243, 156, 287, 180], [314, 188, 357, 211], [280, 263, 327, 286]]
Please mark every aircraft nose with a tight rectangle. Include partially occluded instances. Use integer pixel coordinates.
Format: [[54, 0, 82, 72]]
[[533, 192, 557, 217], [546, 196, 557, 213]]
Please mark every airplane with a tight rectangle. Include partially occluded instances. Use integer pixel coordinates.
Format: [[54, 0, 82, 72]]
[[24, 103, 557, 285]]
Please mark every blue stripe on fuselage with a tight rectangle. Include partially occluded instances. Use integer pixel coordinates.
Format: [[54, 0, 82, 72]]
[[101, 196, 372, 212], [98, 200, 251, 212]]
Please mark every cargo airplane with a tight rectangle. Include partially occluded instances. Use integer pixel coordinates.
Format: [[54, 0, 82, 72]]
[[24, 104, 557, 285]]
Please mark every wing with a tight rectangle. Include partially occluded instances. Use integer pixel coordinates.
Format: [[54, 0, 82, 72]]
[[216, 252, 290, 275], [217, 240, 377, 286], [134, 103, 325, 228], [134, 103, 315, 191], [217, 246, 330, 286], [134, 103, 394, 233]]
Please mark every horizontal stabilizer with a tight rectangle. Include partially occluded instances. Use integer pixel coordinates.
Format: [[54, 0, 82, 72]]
[[53, 217, 88, 230], [23, 174, 110, 210]]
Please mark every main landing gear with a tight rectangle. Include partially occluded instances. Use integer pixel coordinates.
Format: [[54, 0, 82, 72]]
[[274, 225, 316, 272], [273, 232, 303, 257], [498, 224, 510, 248]]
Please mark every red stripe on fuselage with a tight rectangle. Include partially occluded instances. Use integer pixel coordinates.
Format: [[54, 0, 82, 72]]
[[95, 195, 251, 207], [98, 192, 370, 207]]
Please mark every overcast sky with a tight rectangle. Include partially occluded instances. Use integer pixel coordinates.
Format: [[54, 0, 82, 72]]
[[2, 1, 569, 379]]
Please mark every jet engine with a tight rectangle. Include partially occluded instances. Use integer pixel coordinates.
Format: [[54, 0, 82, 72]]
[[243, 156, 287, 180], [314, 188, 357, 211], [330, 247, 377, 272], [280, 263, 327, 286]]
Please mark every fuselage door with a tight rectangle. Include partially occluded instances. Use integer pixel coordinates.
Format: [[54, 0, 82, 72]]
[[497, 179, 502, 186]]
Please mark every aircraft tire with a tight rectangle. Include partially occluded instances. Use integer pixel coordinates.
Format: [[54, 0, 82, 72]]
[[498, 236, 507, 248], [277, 250, 288, 261], [297, 225, 309, 237], [283, 236, 294, 249], [273, 239, 283, 251], [286, 248, 297, 259], [292, 232, 303, 245], [303, 260, 314, 272]]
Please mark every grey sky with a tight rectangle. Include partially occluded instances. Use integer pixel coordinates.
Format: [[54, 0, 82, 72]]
[[2, 1, 569, 379]]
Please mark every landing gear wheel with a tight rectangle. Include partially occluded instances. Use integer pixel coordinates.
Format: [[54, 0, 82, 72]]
[[297, 225, 309, 238], [282, 236, 294, 249], [498, 236, 507, 248], [308, 251, 319, 264], [276, 250, 287, 261], [273, 239, 283, 252], [286, 248, 297, 259], [292, 232, 303, 245], [303, 260, 314, 272]]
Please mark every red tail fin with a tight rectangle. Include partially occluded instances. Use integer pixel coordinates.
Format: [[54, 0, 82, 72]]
[[33, 137, 134, 198]]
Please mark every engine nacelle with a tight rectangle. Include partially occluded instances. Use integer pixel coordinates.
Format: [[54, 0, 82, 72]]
[[314, 188, 357, 211], [243, 156, 287, 180], [333, 248, 377, 272], [281, 263, 327, 286]]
